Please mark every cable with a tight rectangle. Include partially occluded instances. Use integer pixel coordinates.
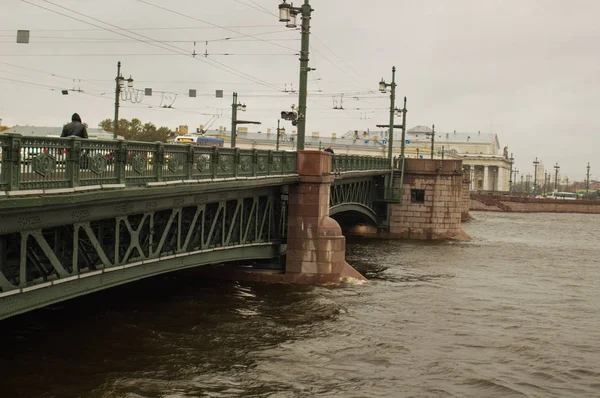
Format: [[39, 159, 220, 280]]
[[22, 0, 284, 91], [234, 0, 278, 18], [134, 0, 298, 53], [0, 25, 282, 32]]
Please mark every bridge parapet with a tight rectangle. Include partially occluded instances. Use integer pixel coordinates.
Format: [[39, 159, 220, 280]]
[[0, 134, 298, 193], [332, 154, 389, 174]]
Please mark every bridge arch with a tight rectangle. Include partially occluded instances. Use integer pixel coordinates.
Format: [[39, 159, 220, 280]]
[[329, 203, 378, 226]]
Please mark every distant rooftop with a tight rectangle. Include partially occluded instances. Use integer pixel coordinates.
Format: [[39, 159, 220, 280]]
[[3, 125, 117, 139]]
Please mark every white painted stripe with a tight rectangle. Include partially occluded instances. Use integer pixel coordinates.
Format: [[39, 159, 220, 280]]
[[53, 275, 79, 285], [123, 261, 144, 269], [80, 270, 102, 278], [105, 265, 125, 273], [143, 258, 160, 264], [159, 254, 177, 261], [0, 289, 20, 298], [175, 252, 190, 258], [22, 282, 52, 292]]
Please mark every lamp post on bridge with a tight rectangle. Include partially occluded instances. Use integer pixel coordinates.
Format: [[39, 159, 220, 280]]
[[230, 93, 260, 148], [377, 66, 398, 164], [113, 61, 134, 139], [278, 0, 313, 151], [425, 124, 435, 159]]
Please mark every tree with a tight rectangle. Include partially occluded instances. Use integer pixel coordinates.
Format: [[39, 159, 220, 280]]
[[97, 117, 173, 142]]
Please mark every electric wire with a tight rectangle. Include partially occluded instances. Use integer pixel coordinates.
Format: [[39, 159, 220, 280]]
[[21, 0, 284, 91]]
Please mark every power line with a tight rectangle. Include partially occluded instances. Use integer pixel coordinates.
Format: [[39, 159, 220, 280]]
[[134, 0, 298, 53], [22, 0, 284, 91], [0, 53, 297, 57], [234, 0, 278, 18], [0, 25, 282, 32]]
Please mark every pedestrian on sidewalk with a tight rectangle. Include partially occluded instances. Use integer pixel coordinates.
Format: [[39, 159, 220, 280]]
[[324, 145, 334, 154]]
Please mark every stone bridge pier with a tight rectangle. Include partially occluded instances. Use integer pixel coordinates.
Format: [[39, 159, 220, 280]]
[[285, 151, 365, 283]]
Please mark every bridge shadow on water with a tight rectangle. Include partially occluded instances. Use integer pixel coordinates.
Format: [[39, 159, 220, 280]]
[[0, 265, 350, 398]]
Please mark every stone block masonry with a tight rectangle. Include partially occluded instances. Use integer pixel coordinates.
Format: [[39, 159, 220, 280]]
[[389, 159, 466, 240]]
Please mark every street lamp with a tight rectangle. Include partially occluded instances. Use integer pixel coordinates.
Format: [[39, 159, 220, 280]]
[[114, 61, 134, 139], [586, 162, 591, 194], [379, 67, 396, 164], [231, 92, 260, 148], [278, 0, 313, 151], [231, 92, 247, 148], [425, 124, 435, 159], [533, 157, 539, 195], [554, 162, 560, 192], [509, 153, 514, 193]]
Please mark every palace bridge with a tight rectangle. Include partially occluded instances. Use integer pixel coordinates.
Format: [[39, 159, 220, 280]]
[[0, 134, 414, 320]]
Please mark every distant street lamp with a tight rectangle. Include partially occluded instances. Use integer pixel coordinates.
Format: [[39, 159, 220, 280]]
[[509, 153, 514, 192], [114, 61, 134, 139], [425, 124, 435, 159], [378, 66, 398, 164], [278, 0, 314, 151], [533, 157, 540, 195], [230, 92, 259, 148], [554, 162, 560, 192], [586, 162, 591, 194], [276, 120, 285, 151]]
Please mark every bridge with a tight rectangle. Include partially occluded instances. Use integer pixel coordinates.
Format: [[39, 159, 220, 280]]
[[0, 134, 394, 320]]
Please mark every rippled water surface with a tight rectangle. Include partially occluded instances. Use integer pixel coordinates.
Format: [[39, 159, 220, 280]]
[[2, 212, 600, 397]]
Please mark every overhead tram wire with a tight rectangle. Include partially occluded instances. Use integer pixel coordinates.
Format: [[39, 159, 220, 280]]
[[23, 0, 284, 92], [0, 24, 282, 32], [234, 0, 279, 18], [311, 34, 369, 88], [134, 0, 298, 53], [37, 0, 284, 91]]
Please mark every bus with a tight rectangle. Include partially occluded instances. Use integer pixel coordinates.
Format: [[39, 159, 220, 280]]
[[546, 192, 578, 200], [173, 135, 224, 147]]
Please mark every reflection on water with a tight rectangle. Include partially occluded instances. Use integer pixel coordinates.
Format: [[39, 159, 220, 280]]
[[1, 212, 600, 397]]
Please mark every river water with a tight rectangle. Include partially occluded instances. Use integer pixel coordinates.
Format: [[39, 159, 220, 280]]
[[1, 212, 600, 397]]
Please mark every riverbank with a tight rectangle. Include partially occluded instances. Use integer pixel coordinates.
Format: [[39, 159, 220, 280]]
[[470, 193, 600, 213]]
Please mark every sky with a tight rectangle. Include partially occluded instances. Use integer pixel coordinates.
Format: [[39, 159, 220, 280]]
[[0, 0, 598, 180]]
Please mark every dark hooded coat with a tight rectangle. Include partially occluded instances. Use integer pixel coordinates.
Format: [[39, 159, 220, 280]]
[[61, 113, 88, 138]]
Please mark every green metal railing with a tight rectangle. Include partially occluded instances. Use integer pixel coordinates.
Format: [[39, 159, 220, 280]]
[[0, 134, 299, 192], [332, 154, 389, 173]]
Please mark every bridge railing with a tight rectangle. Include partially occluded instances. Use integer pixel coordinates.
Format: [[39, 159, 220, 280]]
[[0, 134, 298, 192], [332, 154, 390, 173]]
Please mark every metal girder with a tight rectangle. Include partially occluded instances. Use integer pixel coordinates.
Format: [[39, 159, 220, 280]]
[[0, 189, 283, 316]]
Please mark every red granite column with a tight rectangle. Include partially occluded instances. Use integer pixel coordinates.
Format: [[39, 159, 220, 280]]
[[286, 151, 366, 284]]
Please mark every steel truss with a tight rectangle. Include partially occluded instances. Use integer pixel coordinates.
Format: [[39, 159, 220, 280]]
[[0, 194, 283, 292]]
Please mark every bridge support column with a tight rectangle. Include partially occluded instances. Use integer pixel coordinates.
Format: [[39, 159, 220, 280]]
[[285, 151, 366, 284]]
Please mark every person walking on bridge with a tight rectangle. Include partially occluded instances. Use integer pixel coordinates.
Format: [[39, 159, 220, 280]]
[[324, 145, 334, 154], [61, 113, 88, 138]]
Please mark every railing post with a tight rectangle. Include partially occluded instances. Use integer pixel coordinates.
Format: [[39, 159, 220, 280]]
[[252, 148, 258, 177], [267, 150, 273, 175], [67, 136, 81, 187], [186, 145, 194, 180], [116, 140, 127, 184], [212, 147, 219, 179], [234, 147, 240, 178], [155, 142, 164, 182], [3, 133, 22, 191]]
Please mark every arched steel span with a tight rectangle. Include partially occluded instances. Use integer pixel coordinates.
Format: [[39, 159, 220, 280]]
[[329, 203, 378, 226]]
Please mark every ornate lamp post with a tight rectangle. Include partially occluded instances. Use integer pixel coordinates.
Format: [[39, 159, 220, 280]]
[[278, 0, 313, 151]]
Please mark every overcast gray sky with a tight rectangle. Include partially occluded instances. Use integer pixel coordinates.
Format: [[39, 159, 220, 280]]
[[1, 0, 598, 179]]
